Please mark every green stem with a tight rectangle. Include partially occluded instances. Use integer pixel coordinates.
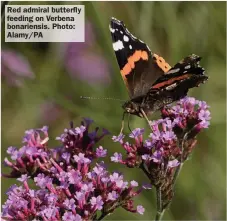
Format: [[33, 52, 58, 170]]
[[155, 209, 165, 221], [173, 131, 188, 186], [97, 212, 109, 221], [155, 187, 165, 221], [173, 162, 184, 187], [140, 163, 151, 180]]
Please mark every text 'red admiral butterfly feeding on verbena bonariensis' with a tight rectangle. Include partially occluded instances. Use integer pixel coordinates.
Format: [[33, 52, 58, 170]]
[[110, 17, 208, 133]]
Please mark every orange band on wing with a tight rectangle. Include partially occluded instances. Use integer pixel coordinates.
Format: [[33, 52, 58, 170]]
[[120, 50, 149, 77], [153, 53, 171, 73], [152, 74, 190, 89]]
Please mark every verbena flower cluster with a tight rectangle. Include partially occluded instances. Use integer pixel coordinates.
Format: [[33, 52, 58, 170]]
[[2, 119, 145, 221], [111, 97, 211, 209], [2, 97, 210, 220]]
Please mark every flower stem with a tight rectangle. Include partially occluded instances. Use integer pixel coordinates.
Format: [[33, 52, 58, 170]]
[[98, 212, 109, 221], [140, 163, 151, 180], [155, 187, 165, 221], [173, 162, 184, 187], [155, 209, 165, 221]]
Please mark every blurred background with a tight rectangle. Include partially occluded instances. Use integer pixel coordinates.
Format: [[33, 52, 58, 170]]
[[1, 1, 226, 220]]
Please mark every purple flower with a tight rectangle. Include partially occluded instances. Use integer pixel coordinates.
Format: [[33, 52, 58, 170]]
[[150, 130, 161, 142], [111, 152, 122, 162], [111, 96, 210, 215], [90, 196, 104, 210], [130, 180, 138, 187], [6, 146, 17, 155], [142, 154, 151, 161], [112, 133, 125, 143], [68, 169, 82, 184], [7, 148, 21, 161], [162, 130, 176, 141], [83, 117, 94, 126], [167, 159, 180, 168], [162, 96, 211, 132], [67, 53, 111, 84], [62, 152, 71, 164], [110, 172, 128, 189], [96, 146, 107, 157], [107, 191, 119, 201], [75, 191, 86, 201], [63, 212, 82, 221], [69, 126, 86, 135], [74, 153, 91, 164], [46, 193, 58, 205], [64, 22, 111, 85], [198, 100, 209, 109], [129, 128, 145, 138], [144, 140, 153, 149], [34, 173, 52, 189], [109, 172, 123, 183], [93, 164, 106, 175], [63, 198, 76, 210], [2, 49, 34, 87], [137, 205, 145, 215], [197, 120, 210, 129], [198, 109, 211, 122], [2, 120, 145, 220], [81, 182, 94, 192], [17, 174, 29, 183], [151, 150, 163, 163]]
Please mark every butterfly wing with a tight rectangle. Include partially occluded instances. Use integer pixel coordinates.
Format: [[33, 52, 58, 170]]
[[110, 17, 171, 98], [150, 54, 208, 97]]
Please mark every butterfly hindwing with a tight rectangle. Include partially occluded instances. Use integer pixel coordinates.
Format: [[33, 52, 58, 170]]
[[151, 54, 207, 91]]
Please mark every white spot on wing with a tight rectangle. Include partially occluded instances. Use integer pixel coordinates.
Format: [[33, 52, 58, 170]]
[[129, 45, 132, 49], [184, 65, 191, 69], [120, 31, 123, 34], [111, 17, 121, 25], [123, 35, 129, 42], [109, 24, 115, 33], [165, 83, 177, 90], [167, 68, 180, 74], [125, 28, 137, 40], [113, 40, 124, 51]]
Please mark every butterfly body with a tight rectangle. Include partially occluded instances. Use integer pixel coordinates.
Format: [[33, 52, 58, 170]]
[[110, 17, 208, 125]]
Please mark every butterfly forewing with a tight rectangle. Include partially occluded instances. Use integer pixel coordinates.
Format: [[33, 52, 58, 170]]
[[110, 17, 172, 98]]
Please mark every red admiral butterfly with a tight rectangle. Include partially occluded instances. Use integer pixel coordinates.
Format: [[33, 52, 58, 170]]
[[110, 17, 208, 131]]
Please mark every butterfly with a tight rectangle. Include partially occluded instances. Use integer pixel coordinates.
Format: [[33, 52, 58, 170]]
[[110, 17, 208, 133]]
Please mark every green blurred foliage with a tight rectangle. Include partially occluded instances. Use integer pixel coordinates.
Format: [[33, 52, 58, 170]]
[[1, 1, 226, 220]]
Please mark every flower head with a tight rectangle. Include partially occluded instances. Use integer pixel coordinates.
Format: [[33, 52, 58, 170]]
[[112, 97, 210, 211], [2, 49, 34, 87], [2, 119, 144, 220]]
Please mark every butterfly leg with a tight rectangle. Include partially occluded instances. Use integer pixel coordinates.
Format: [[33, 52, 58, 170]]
[[119, 112, 126, 135], [127, 113, 133, 133], [140, 108, 152, 130]]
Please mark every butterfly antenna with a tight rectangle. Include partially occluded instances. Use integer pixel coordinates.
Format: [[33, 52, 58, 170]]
[[80, 96, 126, 102]]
